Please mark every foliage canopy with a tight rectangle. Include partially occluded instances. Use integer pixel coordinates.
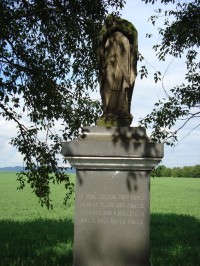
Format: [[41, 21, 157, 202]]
[[140, 0, 200, 145], [1, 0, 199, 207], [0, 0, 125, 208], [153, 164, 200, 178]]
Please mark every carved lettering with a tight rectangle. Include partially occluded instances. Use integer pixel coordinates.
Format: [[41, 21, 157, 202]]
[[77, 192, 147, 225]]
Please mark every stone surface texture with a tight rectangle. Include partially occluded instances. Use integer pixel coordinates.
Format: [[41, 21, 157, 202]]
[[62, 127, 164, 266]]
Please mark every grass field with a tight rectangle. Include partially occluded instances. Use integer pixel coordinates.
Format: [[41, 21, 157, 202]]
[[150, 177, 200, 266], [0, 173, 199, 265], [0, 172, 75, 266]]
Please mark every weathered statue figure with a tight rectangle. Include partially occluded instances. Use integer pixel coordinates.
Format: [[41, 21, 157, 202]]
[[97, 15, 138, 126]]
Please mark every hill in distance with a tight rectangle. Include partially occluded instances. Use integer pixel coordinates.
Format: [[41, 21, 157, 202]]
[[0, 166, 75, 173], [0, 166, 24, 172]]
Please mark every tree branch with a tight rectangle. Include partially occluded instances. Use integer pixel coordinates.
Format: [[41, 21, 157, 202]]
[[0, 58, 31, 74], [6, 6, 65, 22], [176, 123, 200, 146], [161, 59, 174, 98], [0, 103, 28, 138], [175, 111, 200, 134]]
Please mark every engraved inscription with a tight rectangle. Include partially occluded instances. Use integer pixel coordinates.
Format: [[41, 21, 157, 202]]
[[76, 192, 147, 225]]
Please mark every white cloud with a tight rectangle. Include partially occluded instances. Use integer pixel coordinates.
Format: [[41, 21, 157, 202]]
[[0, 0, 199, 168], [123, 0, 200, 167]]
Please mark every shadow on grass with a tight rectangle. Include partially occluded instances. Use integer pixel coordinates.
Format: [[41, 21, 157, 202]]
[[2, 214, 199, 266], [0, 218, 74, 266], [151, 213, 200, 266]]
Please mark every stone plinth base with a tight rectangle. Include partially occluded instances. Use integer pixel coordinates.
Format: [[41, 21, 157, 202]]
[[96, 115, 132, 127], [62, 127, 164, 266]]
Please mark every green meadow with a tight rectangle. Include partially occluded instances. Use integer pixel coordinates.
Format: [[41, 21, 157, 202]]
[[0, 172, 75, 266], [0, 173, 199, 266], [150, 177, 200, 266]]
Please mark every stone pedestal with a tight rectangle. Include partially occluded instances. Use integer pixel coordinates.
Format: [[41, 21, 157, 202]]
[[62, 127, 164, 266]]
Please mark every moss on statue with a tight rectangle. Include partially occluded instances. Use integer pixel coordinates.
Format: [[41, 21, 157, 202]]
[[96, 114, 133, 127], [99, 15, 138, 48], [97, 15, 138, 128]]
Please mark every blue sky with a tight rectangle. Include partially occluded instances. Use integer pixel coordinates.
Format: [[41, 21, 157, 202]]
[[120, 0, 200, 167], [0, 0, 199, 168]]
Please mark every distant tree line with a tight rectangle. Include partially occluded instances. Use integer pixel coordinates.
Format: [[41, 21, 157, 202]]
[[153, 165, 200, 178]]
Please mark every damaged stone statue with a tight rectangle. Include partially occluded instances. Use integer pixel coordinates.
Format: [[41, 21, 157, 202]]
[[97, 15, 138, 127]]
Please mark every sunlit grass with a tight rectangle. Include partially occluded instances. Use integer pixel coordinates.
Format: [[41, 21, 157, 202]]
[[0, 172, 74, 266], [0, 173, 199, 265], [150, 177, 200, 266]]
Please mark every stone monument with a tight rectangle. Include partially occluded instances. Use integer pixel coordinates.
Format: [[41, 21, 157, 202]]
[[62, 15, 164, 266], [97, 15, 138, 127]]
